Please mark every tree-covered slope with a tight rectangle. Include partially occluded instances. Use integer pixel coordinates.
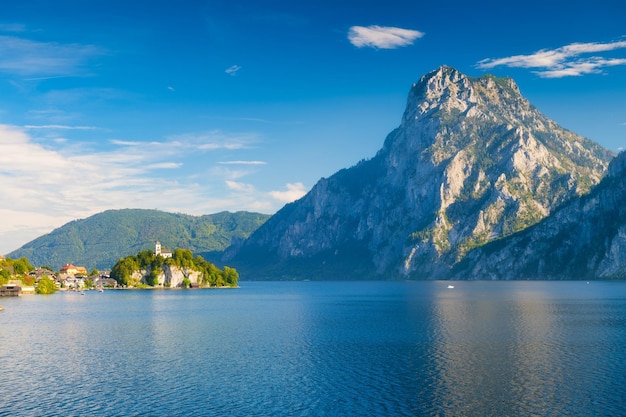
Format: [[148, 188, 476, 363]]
[[8, 209, 269, 271]]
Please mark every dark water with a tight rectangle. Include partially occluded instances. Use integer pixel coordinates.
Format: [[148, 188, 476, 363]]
[[1, 281, 626, 416]]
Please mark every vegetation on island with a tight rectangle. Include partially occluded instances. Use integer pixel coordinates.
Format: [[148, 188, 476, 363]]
[[111, 248, 238, 288]]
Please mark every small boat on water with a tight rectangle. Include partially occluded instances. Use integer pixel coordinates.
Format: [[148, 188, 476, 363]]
[[447, 285, 455, 289]]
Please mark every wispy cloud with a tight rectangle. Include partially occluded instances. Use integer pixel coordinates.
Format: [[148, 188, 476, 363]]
[[0, 35, 104, 78], [169, 130, 258, 151], [219, 160, 267, 165], [225, 180, 256, 192], [24, 124, 101, 130], [477, 40, 626, 78], [0, 23, 27, 33], [269, 182, 307, 203], [348, 25, 424, 49], [225, 64, 241, 76]]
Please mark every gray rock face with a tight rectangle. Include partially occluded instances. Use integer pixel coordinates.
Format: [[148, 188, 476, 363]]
[[229, 66, 613, 280], [451, 152, 626, 280], [131, 265, 202, 287]]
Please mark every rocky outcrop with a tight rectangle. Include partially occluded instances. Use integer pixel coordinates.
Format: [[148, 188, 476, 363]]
[[227, 66, 613, 280], [132, 265, 203, 287], [450, 152, 626, 280]]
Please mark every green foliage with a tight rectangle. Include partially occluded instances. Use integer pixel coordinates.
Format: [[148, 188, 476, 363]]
[[8, 209, 270, 271], [111, 246, 238, 288], [0, 269, 11, 285], [110, 256, 139, 286], [146, 269, 160, 286], [0, 257, 35, 281], [457, 232, 489, 259], [36, 276, 57, 294]]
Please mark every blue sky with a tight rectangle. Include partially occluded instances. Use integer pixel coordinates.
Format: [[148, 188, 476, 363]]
[[1, 0, 625, 254]]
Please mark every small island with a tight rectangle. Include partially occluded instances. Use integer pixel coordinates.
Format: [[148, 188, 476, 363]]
[[111, 243, 238, 288], [0, 242, 238, 295]]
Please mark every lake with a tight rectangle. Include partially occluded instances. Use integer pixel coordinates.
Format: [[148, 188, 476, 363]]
[[1, 281, 625, 416]]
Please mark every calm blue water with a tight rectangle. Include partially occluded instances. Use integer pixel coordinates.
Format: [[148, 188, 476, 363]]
[[1, 281, 626, 416]]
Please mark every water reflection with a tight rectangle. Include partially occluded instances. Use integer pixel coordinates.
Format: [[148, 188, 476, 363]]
[[425, 282, 626, 416], [1, 282, 625, 417]]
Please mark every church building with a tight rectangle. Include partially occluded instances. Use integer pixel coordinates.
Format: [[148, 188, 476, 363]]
[[155, 241, 172, 258]]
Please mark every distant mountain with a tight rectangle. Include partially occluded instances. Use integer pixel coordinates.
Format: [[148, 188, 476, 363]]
[[450, 151, 626, 280], [8, 209, 269, 271], [226, 66, 614, 280]]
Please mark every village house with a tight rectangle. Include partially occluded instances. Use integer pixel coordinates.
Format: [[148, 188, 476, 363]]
[[94, 277, 118, 288], [29, 267, 57, 280], [60, 263, 88, 276]]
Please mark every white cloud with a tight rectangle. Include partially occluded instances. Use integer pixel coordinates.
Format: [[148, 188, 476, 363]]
[[269, 182, 307, 203], [0, 35, 104, 78], [169, 130, 258, 151], [0, 125, 290, 253], [147, 162, 183, 169], [219, 160, 267, 165], [24, 124, 100, 130], [0, 23, 27, 33], [225, 180, 256, 192], [348, 25, 424, 49], [477, 40, 626, 78], [225, 64, 241, 76]]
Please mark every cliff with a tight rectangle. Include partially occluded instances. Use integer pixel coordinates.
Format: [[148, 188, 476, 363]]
[[450, 152, 626, 279], [132, 265, 203, 287]]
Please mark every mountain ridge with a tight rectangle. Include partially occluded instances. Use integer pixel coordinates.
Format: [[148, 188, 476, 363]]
[[8, 209, 269, 271]]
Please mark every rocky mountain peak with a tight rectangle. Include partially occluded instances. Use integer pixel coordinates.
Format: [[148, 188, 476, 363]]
[[229, 67, 614, 280], [402, 65, 524, 127]]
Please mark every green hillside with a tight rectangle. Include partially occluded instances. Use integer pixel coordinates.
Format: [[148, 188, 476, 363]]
[[8, 209, 270, 271]]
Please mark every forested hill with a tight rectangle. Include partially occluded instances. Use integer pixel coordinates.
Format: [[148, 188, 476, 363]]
[[8, 209, 269, 271]]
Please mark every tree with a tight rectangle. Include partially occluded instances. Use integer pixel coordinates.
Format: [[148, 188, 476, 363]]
[[222, 266, 239, 287], [36, 276, 57, 294], [111, 257, 139, 286], [13, 257, 34, 275], [146, 268, 160, 286]]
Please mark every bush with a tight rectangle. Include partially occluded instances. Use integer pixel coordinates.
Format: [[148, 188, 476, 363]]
[[36, 277, 57, 294]]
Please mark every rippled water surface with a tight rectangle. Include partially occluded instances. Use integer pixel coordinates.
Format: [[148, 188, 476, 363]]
[[1, 281, 626, 416]]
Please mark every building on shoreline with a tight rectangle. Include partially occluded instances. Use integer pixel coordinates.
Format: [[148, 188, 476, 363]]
[[60, 264, 88, 276]]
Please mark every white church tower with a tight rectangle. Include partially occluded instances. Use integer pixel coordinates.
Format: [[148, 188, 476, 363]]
[[155, 241, 172, 258]]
